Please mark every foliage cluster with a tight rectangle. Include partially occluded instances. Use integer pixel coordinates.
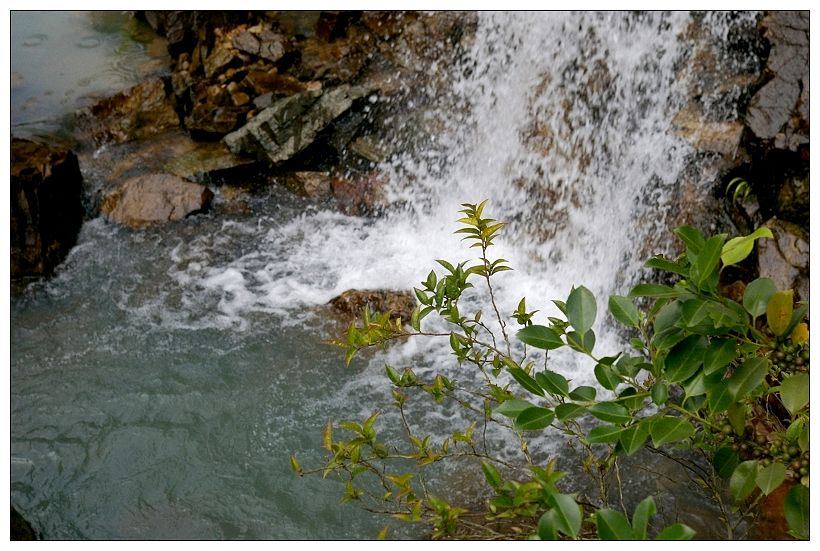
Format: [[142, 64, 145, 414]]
[[292, 201, 809, 540]]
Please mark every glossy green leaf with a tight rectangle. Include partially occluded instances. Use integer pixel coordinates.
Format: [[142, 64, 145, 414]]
[[629, 284, 688, 299], [632, 496, 656, 540], [650, 416, 695, 447], [535, 370, 570, 397], [547, 493, 582, 539], [703, 338, 736, 375], [587, 425, 624, 444], [679, 298, 712, 327], [778, 373, 809, 416], [784, 484, 809, 539], [595, 509, 635, 540], [507, 367, 544, 397], [556, 403, 586, 421], [742, 277, 776, 318], [494, 399, 536, 418], [517, 325, 564, 350], [644, 256, 690, 277], [515, 406, 555, 431], [728, 357, 768, 400], [674, 225, 706, 254], [693, 234, 726, 286], [727, 402, 747, 435], [481, 460, 502, 489], [729, 460, 759, 503], [664, 335, 707, 383], [656, 523, 695, 540], [594, 363, 621, 391], [569, 386, 597, 402], [566, 285, 597, 335], [619, 422, 650, 456], [766, 290, 794, 336], [589, 402, 631, 424], [608, 295, 640, 328], [756, 462, 786, 496], [651, 382, 668, 405], [721, 227, 773, 268], [537, 510, 558, 540], [706, 380, 733, 412], [713, 446, 740, 479]]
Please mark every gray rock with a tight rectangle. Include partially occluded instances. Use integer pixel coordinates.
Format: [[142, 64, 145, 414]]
[[223, 84, 371, 164], [101, 173, 213, 228], [746, 77, 800, 140], [232, 29, 285, 63], [757, 218, 809, 302]]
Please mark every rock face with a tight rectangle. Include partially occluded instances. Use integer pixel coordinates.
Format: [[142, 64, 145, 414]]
[[757, 218, 809, 302], [11, 138, 84, 279], [329, 289, 416, 324], [100, 173, 213, 228], [223, 84, 373, 164], [74, 77, 180, 146], [11, 506, 38, 540]]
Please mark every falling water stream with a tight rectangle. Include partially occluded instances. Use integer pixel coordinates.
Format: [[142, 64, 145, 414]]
[[11, 11, 760, 539]]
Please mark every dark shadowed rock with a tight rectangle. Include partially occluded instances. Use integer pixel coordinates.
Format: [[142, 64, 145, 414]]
[[223, 84, 372, 164], [101, 173, 213, 228], [757, 218, 809, 301], [329, 289, 416, 324], [11, 138, 84, 279], [283, 172, 333, 199], [74, 77, 179, 146], [11, 506, 38, 540]]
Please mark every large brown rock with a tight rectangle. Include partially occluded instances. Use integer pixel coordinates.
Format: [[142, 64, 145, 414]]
[[757, 218, 809, 302], [11, 138, 84, 279], [100, 173, 213, 228], [74, 78, 180, 146], [329, 289, 416, 324]]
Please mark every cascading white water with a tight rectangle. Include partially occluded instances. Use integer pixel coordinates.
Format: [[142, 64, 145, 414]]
[[12, 11, 762, 539]]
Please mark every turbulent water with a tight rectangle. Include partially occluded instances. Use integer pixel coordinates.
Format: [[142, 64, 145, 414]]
[[11, 11, 758, 539]]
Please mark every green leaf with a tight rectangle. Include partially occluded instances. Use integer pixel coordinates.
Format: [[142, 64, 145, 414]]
[[727, 402, 747, 435], [664, 335, 707, 383], [569, 386, 597, 402], [650, 416, 695, 447], [481, 460, 502, 489], [655, 524, 695, 540], [535, 370, 570, 397], [594, 363, 622, 391], [290, 455, 303, 476], [702, 338, 737, 375], [742, 277, 776, 318], [547, 493, 582, 538], [679, 298, 712, 327], [784, 484, 809, 539], [517, 325, 564, 350], [619, 422, 650, 456], [507, 367, 544, 397], [644, 255, 690, 277], [589, 402, 631, 424], [766, 290, 794, 336], [566, 285, 597, 335], [515, 406, 555, 431], [721, 227, 773, 268], [632, 496, 656, 540], [651, 382, 668, 405], [728, 357, 768, 400], [777, 373, 809, 416], [706, 380, 733, 412], [729, 460, 759, 503], [537, 510, 559, 540], [693, 234, 726, 287], [674, 226, 706, 255], [494, 399, 536, 418], [556, 402, 586, 421], [713, 446, 740, 479], [756, 462, 786, 495], [629, 284, 688, 299], [608, 295, 640, 328], [587, 425, 624, 444], [595, 509, 635, 540]]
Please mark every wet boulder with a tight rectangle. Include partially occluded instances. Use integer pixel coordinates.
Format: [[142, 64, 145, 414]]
[[101, 173, 213, 228], [329, 289, 416, 324], [74, 77, 180, 146], [283, 171, 333, 200], [11, 138, 84, 279], [330, 171, 388, 216], [223, 84, 372, 165]]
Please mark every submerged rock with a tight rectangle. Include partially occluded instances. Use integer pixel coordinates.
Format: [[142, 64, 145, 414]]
[[329, 289, 416, 324], [11, 138, 84, 279], [101, 173, 213, 228]]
